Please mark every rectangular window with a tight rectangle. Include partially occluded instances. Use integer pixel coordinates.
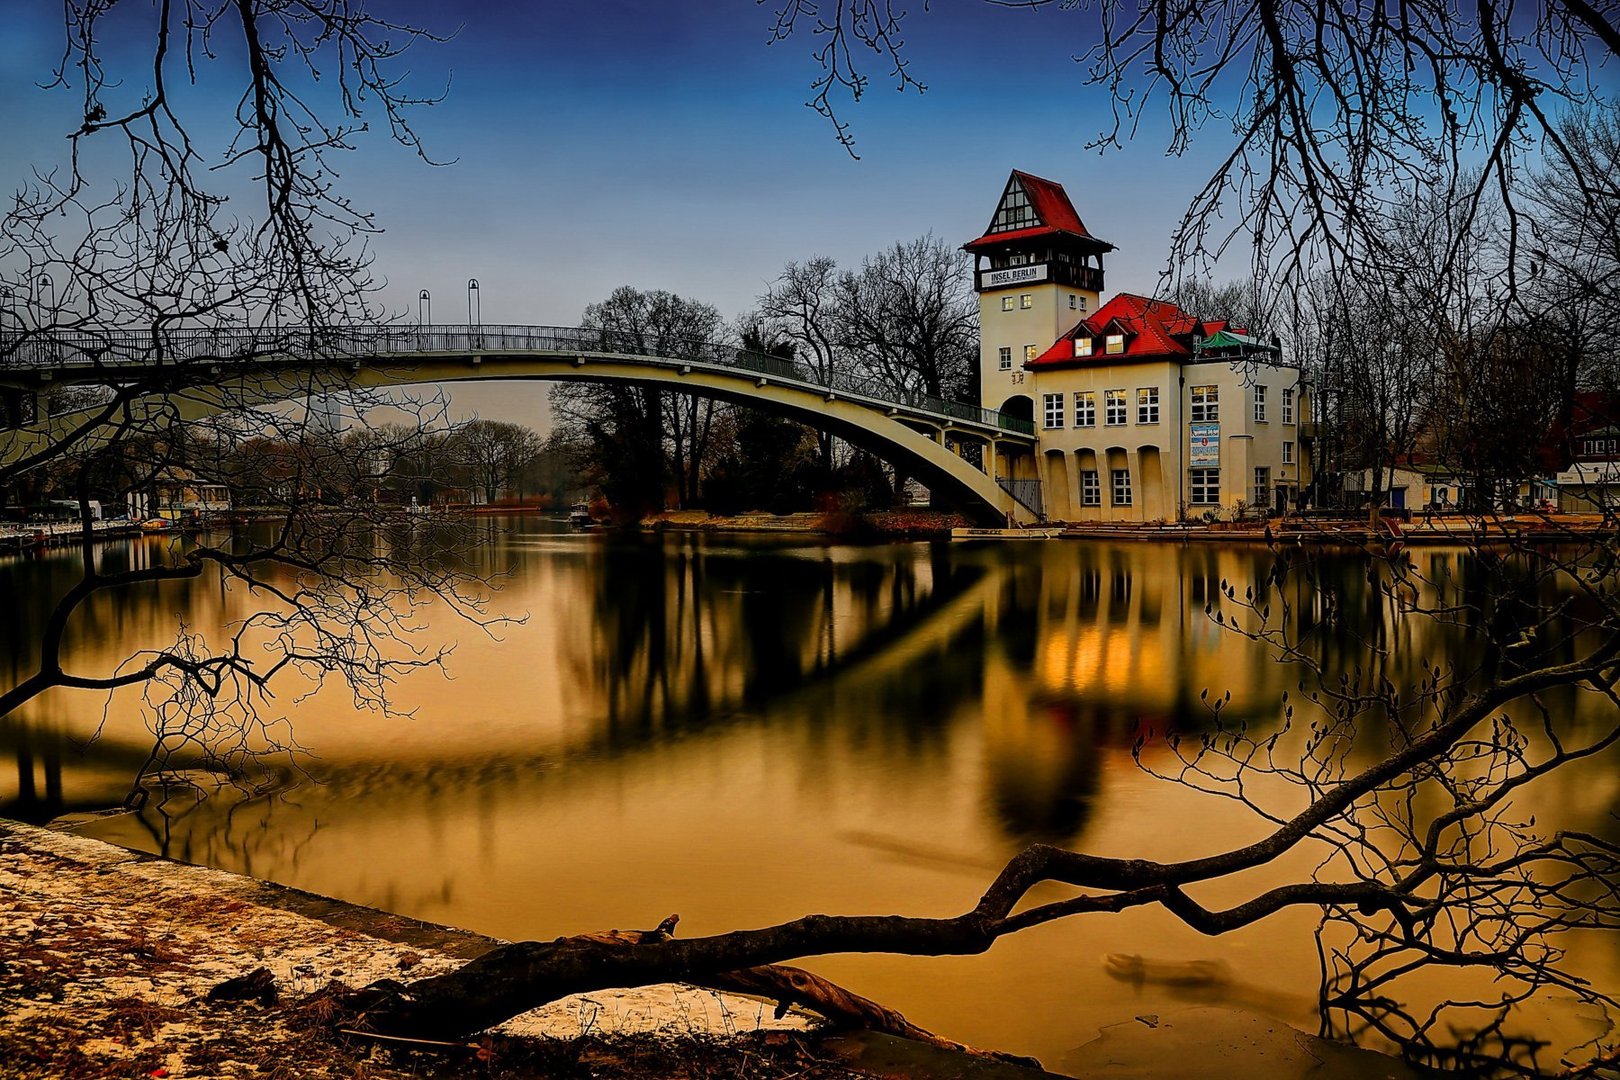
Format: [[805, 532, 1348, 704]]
[[1105, 389, 1128, 426], [1253, 384, 1267, 423], [1111, 469, 1133, 506], [1190, 469, 1220, 506], [1042, 393, 1064, 429], [1282, 387, 1295, 424], [1074, 391, 1096, 427], [1253, 466, 1271, 509], [1001, 296, 1014, 312], [1020, 293, 1034, 310], [1068, 294, 1077, 310], [1282, 440, 1295, 464], [998, 346, 1012, 371], [1080, 470, 1101, 506], [1137, 387, 1160, 424], [1074, 338, 1093, 358], [1105, 333, 1125, 355], [1077, 296, 1087, 313], [1190, 385, 1219, 422], [1024, 344, 1039, 363]]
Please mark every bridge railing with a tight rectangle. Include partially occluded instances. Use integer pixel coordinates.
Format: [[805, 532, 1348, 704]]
[[2, 323, 1037, 437]]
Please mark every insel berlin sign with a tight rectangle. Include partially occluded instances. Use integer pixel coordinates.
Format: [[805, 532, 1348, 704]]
[[1189, 422, 1220, 467], [981, 264, 1048, 289]]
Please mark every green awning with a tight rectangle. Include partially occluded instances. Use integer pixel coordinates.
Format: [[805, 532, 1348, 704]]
[[1199, 330, 1274, 352]]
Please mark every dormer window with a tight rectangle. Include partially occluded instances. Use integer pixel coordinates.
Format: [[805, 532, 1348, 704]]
[[1074, 337, 1093, 358], [1105, 333, 1125, 355]]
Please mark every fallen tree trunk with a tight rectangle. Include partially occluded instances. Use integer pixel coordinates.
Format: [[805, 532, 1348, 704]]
[[338, 833, 1413, 1045], [342, 914, 1031, 1063], [343, 908, 1005, 1043]]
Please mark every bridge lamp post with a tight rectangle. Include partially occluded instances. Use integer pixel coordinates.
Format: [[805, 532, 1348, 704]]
[[35, 273, 55, 325], [467, 278, 480, 327], [418, 289, 432, 327]]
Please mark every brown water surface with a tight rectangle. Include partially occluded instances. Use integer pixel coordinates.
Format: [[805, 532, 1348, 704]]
[[2, 519, 1615, 1066]]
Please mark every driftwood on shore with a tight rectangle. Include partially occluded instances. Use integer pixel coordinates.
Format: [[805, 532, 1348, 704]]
[[342, 914, 1037, 1066]]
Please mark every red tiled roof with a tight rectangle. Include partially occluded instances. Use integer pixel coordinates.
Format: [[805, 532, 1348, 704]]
[[1030, 293, 1224, 368], [963, 170, 1114, 252], [963, 226, 1063, 250], [1018, 172, 1086, 235]]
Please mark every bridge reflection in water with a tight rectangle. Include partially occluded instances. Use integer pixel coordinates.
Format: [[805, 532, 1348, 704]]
[[1, 522, 1616, 1065]]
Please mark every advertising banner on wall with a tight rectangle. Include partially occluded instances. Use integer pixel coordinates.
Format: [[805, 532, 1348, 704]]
[[1190, 422, 1220, 467]]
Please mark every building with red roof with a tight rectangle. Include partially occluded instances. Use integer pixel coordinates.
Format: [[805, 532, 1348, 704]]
[[1552, 391, 1620, 510], [969, 172, 1311, 522]]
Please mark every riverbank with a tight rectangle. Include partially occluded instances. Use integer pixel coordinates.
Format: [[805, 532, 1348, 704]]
[[641, 508, 973, 538], [627, 507, 1614, 545], [2, 819, 1431, 1079]]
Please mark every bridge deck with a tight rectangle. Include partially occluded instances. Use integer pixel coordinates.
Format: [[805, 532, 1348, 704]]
[[0, 324, 1037, 443]]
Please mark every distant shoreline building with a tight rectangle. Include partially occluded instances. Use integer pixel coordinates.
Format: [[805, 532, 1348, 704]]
[[126, 468, 232, 522], [967, 170, 1312, 521]]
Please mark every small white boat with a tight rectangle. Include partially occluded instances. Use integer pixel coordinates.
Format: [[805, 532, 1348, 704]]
[[568, 502, 595, 527]]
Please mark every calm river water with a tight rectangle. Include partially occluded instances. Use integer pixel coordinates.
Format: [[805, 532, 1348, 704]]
[[2, 518, 1617, 1067]]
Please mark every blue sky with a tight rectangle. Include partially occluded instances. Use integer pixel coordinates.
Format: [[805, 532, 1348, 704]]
[[1, 1, 1228, 424]]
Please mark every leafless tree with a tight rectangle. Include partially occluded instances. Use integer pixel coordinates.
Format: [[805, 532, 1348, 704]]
[[1169, 277, 1271, 336], [549, 286, 730, 516], [832, 233, 979, 404], [1518, 109, 1620, 386], [757, 256, 850, 471], [449, 419, 545, 504], [0, 2, 502, 797]]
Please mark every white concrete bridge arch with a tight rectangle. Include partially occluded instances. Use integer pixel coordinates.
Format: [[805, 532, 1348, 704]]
[[0, 323, 1043, 524]]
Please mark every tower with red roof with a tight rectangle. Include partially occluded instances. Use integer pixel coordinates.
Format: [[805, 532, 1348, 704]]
[[964, 171, 1115, 419]]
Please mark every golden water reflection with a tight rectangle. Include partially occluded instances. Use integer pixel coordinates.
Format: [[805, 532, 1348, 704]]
[[2, 524, 1616, 1065]]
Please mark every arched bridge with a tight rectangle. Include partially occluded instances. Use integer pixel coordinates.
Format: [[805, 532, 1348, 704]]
[[0, 324, 1042, 524]]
